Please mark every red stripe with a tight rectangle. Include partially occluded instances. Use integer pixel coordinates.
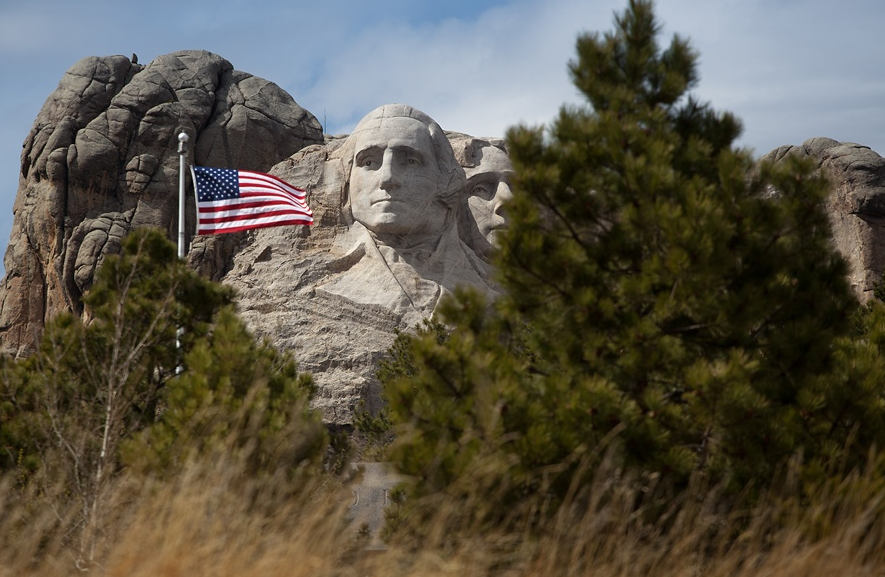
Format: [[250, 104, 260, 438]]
[[203, 191, 309, 208], [199, 199, 301, 213], [199, 208, 311, 224], [238, 188, 306, 200], [238, 171, 306, 193]]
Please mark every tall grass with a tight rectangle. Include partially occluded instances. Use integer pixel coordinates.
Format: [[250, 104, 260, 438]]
[[3, 452, 885, 577]]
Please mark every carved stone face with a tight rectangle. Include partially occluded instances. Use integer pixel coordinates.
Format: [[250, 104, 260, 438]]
[[349, 116, 449, 237], [463, 144, 513, 254]]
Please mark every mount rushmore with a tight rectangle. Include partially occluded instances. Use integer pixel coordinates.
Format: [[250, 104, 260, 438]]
[[2, 50, 885, 423]]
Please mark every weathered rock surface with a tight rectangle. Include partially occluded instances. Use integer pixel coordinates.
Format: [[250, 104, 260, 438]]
[[762, 137, 885, 300], [205, 105, 505, 423], [4, 50, 885, 426], [0, 63, 508, 422], [0, 50, 323, 356]]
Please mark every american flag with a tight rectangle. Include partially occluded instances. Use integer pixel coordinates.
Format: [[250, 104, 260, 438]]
[[192, 166, 313, 234]]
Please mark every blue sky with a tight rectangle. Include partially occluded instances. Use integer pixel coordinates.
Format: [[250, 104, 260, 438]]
[[1, 0, 884, 270]]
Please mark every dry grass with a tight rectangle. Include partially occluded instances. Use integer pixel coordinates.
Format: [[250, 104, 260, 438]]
[[2, 455, 885, 577]]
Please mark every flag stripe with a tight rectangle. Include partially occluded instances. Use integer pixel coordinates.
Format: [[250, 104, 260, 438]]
[[197, 217, 314, 235], [201, 192, 310, 207], [192, 166, 313, 235], [199, 207, 314, 223], [198, 199, 306, 213]]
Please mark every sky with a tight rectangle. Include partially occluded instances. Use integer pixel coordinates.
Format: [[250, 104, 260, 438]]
[[1, 0, 884, 270]]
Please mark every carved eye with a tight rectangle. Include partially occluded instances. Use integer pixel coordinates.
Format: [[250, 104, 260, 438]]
[[470, 182, 493, 199], [356, 154, 378, 168], [404, 154, 423, 166]]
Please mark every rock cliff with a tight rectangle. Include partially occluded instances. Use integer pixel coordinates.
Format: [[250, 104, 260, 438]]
[[2, 51, 885, 424], [196, 105, 504, 423], [0, 50, 322, 356], [762, 137, 885, 299]]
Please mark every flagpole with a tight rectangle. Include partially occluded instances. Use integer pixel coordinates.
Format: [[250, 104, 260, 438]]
[[175, 131, 189, 374], [177, 131, 189, 259]]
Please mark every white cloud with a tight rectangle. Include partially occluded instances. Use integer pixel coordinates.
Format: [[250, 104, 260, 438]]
[[655, 0, 885, 154], [293, 0, 621, 137], [286, 0, 885, 157]]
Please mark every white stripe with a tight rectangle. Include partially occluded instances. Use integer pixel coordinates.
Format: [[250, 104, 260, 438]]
[[201, 205, 311, 219], [197, 212, 313, 232], [199, 194, 310, 210]]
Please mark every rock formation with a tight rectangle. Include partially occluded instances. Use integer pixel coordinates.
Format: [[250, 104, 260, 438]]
[[0, 50, 323, 356], [3, 50, 885, 424], [202, 105, 503, 422], [447, 133, 514, 262], [0, 54, 508, 422], [762, 137, 885, 299]]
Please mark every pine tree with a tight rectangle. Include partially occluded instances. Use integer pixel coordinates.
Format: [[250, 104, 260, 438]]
[[1, 229, 231, 476], [121, 306, 327, 486], [0, 228, 327, 566], [383, 0, 882, 534]]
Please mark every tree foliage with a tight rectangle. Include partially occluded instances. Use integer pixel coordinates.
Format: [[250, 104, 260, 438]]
[[1, 228, 231, 475], [382, 0, 885, 534], [122, 306, 326, 483], [0, 227, 327, 567]]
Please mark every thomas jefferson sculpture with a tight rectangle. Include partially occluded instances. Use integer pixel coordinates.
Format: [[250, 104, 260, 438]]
[[449, 135, 514, 261]]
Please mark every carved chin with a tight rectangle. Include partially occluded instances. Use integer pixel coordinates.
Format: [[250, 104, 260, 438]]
[[355, 202, 450, 237], [357, 212, 413, 234]]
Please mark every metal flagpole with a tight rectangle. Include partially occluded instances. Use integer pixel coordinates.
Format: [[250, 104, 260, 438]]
[[177, 131, 189, 259], [176, 131, 189, 373]]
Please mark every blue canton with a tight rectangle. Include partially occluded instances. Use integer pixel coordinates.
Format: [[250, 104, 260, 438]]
[[194, 167, 240, 202]]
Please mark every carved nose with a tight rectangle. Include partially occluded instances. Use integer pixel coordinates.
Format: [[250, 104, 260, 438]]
[[378, 155, 399, 190], [493, 182, 513, 215]]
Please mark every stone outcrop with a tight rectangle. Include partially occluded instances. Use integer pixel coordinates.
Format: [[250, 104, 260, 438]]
[[4, 51, 885, 425], [199, 105, 507, 423], [0, 50, 323, 356], [0, 59, 510, 422], [762, 137, 885, 300]]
